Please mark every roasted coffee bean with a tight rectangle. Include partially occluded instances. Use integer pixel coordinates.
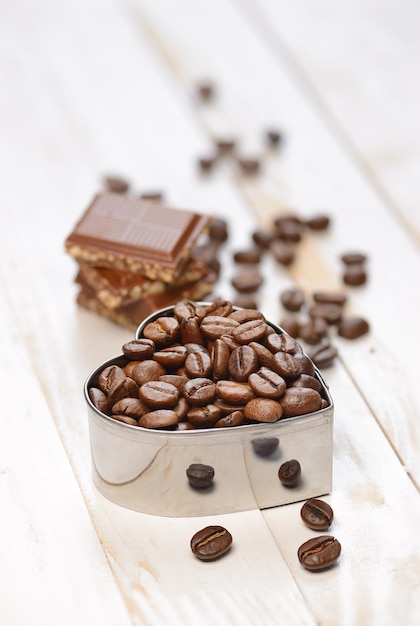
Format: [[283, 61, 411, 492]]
[[300, 498, 334, 531], [111, 397, 148, 418], [215, 137, 236, 154], [338, 317, 370, 339], [89, 387, 109, 414], [252, 229, 276, 249], [343, 264, 367, 286], [228, 345, 258, 381], [173, 300, 199, 321], [243, 397, 283, 423], [214, 410, 245, 427], [281, 388, 322, 417], [180, 316, 205, 345], [200, 315, 240, 340], [208, 217, 229, 242], [190, 526, 232, 561], [153, 345, 188, 368], [159, 374, 188, 391], [232, 319, 268, 344], [313, 291, 347, 306], [202, 298, 233, 318], [272, 352, 302, 379], [233, 246, 262, 264], [249, 368, 286, 399], [138, 409, 179, 429], [308, 342, 338, 369], [249, 341, 275, 368], [278, 459, 301, 486], [309, 303, 342, 325], [183, 378, 216, 406], [216, 380, 255, 404], [185, 350, 213, 378], [232, 294, 258, 309], [237, 157, 261, 175], [266, 129, 283, 148], [266, 332, 298, 354], [297, 536, 341, 571], [213, 399, 246, 416], [251, 437, 279, 457], [107, 376, 138, 406], [186, 404, 222, 427], [184, 342, 209, 354], [289, 374, 322, 393], [279, 318, 300, 338], [186, 463, 215, 488], [98, 364, 126, 394], [292, 351, 315, 376], [110, 414, 138, 426], [306, 214, 331, 230], [273, 216, 304, 242], [198, 155, 216, 173], [196, 81, 215, 101], [341, 251, 367, 265], [231, 270, 264, 294], [172, 397, 189, 420], [210, 339, 230, 381], [143, 316, 180, 347], [129, 360, 166, 385], [122, 338, 155, 360], [280, 288, 305, 312], [269, 239, 296, 265], [299, 317, 328, 344], [220, 334, 241, 351], [103, 175, 130, 194], [139, 381, 179, 409], [228, 308, 264, 323]]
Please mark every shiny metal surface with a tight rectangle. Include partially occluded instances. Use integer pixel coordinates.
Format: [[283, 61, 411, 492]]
[[85, 305, 334, 517]]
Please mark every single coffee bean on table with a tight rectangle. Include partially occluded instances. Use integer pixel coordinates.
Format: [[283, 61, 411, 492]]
[[297, 536, 341, 571], [343, 263, 367, 286], [338, 317, 370, 339], [300, 498, 334, 530], [190, 526, 233, 561], [280, 288, 305, 312]]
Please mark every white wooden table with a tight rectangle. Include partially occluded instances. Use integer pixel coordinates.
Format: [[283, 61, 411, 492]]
[[1, 1, 420, 624]]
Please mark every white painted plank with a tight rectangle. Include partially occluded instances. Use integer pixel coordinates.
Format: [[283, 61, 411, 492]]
[[242, 0, 420, 243]]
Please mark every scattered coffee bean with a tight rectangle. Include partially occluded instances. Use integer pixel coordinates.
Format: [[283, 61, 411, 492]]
[[299, 317, 328, 344], [231, 270, 264, 293], [190, 526, 233, 561], [300, 498, 334, 530], [208, 217, 229, 242], [306, 214, 331, 230], [279, 318, 300, 338], [273, 215, 304, 242], [252, 229, 276, 248], [269, 239, 296, 265], [338, 316, 370, 339], [308, 342, 338, 369], [297, 536, 341, 571], [233, 246, 263, 264], [186, 463, 215, 489], [196, 81, 215, 101], [280, 288, 305, 312], [312, 291, 347, 306], [343, 264, 367, 286], [237, 157, 261, 175], [341, 251, 367, 265], [198, 155, 216, 173], [309, 303, 342, 325], [215, 138, 236, 154], [278, 459, 301, 487]]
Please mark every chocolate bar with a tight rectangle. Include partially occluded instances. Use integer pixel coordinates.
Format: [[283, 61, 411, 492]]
[[65, 192, 211, 282]]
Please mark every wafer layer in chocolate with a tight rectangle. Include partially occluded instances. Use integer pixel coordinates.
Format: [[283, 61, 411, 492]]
[[65, 192, 211, 281], [76, 271, 217, 331], [77, 256, 209, 309]]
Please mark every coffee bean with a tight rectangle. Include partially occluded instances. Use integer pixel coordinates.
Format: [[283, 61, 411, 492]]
[[232, 319, 268, 344], [213, 399, 246, 416], [183, 378, 216, 406], [278, 459, 301, 486], [89, 387, 109, 414], [249, 341, 275, 368], [237, 157, 261, 175], [110, 414, 138, 426], [272, 352, 302, 379], [198, 155, 216, 173], [279, 318, 300, 338], [216, 380, 255, 404], [172, 397, 189, 420], [129, 360, 166, 385], [288, 374, 322, 393], [280, 388, 322, 417], [232, 294, 258, 310], [158, 374, 188, 391], [343, 264, 367, 286], [214, 410, 245, 428], [186, 463, 215, 488], [173, 300, 199, 322], [297, 536, 341, 571], [215, 138, 236, 154], [107, 376, 138, 406], [180, 317, 205, 345], [306, 214, 331, 230], [143, 316, 180, 347], [122, 338, 155, 360], [185, 351, 213, 378], [98, 364, 126, 394], [187, 404, 222, 427], [312, 291, 347, 307], [111, 397, 148, 418], [233, 246, 263, 264], [231, 270, 264, 293], [269, 239, 296, 265], [200, 315, 240, 340], [248, 368, 286, 398], [309, 303, 342, 325], [243, 397, 283, 423], [103, 175, 130, 194], [228, 345, 258, 381], [210, 339, 230, 381], [252, 229, 276, 248], [251, 437, 279, 457], [138, 409, 179, 429], [300, 498, 334, 531], [208, 217, 229, 242], [190, 526, 232, 561], [308, 342, 338, 369], [338, 316, 369, 339], [292, 351, 315, 376], [202, 298, 233, 318], [266, 332, 298, 354], [299, 317, 328, 344], [273, 216, 304, 242], [341, 251, 367, 265], [266, 129, 283, 148], [280, 288, 305, 312], [196, 81, 215, 101], [153, 345, 188, 369], [139, 381, 179, 409]]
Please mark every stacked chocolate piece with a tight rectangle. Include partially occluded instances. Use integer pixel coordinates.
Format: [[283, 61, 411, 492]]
[[65, 192, 219, 330]]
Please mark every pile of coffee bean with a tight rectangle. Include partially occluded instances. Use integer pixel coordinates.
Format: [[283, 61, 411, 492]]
[[88, 298, 330, 430], [190, 497, 341, 569]]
